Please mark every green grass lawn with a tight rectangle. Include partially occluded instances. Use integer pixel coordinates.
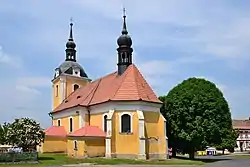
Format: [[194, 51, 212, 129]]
[[0, 153, 206, 167]]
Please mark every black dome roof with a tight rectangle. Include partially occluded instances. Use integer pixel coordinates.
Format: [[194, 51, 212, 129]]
[[56, 61, 88, 78], [66, 40, 76, 48], [117, 34, 132, 47]]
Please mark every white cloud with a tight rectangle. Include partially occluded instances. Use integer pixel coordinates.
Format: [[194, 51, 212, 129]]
[[0, 48, 50, 126], [16, 85, 41, 95], [226, 87, 250, 119], [75, 0, 207, 26], [0, 46, 23, 68], [16, 77, 51, 88], [138, 60, 174, 77], [74, 0, 250, 65]]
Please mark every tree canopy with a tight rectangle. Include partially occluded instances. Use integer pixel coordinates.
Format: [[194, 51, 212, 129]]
[[0, 122, 10, 145], [4, 118, 45, 151], [160, 77, 236, 159]]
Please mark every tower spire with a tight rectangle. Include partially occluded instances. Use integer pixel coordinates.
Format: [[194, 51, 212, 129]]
[[122, 8, 128, 35], [69, 17, 74, 40], [65, 18, 77, 62], [116, 8, 133, 75]]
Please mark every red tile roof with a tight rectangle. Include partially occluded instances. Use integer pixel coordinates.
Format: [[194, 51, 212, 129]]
[[45, 126, 67, 137], [233, 120, 250, 130], [69, 126, 106, 137], [53, 64, 162, 113]]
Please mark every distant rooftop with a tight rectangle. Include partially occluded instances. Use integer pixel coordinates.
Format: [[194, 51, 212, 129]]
[[233, 118, 250, 130]]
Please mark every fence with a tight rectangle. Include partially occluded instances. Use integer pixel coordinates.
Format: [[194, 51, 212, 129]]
[[0, 152, 38, 162]]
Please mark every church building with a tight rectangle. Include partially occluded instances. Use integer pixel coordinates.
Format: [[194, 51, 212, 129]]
[[42, 11, 168, 160]]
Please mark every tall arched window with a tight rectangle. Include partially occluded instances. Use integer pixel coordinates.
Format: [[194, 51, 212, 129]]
[[104, 115, 108, 132], [121, 53, 125, 62], [121, 114, 131, 133], [69, 117, 73, 132], [74, 140, 78, 151], [55, 85, 59, 97], [57, 119, 61, 126], [73, 84, 79, 91]]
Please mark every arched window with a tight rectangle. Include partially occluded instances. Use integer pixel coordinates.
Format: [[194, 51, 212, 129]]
[[121, 53, 125, 62], [74, 140, 78, 151], [55, 85, 59, 97], [73, 84, 79, 91], [121, 114, 131, 133], [124, 52, 128, 62], [69, 117, 73, 132], [104, 115, 108, 132], [57, 119, 61, 126], [67, 53, 71, 60]]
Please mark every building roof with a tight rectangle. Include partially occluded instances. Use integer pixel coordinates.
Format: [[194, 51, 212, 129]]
[[233, 119, 250, 130], [53, 64, 162, 113], [68, 126, 106, 137], [56, 61, 88, 78], [45, 126, 67, 137]]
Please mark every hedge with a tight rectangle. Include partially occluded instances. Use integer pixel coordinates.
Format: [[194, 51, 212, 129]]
[[0, 152, 38, 162]]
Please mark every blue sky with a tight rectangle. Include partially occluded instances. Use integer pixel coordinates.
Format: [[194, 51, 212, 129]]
[[0, 0, 249, 128]]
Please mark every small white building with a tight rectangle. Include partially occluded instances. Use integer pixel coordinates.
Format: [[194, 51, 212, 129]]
[[206, 147, 216, 155]]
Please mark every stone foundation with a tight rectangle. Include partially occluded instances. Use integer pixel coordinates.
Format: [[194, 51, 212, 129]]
[[110, 153, 168, 160], [148, 153, 168, 160], [111, 153, 138, 159]]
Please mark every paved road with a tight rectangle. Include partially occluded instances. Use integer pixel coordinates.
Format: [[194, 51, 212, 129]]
[[204, 158, 250, 167]]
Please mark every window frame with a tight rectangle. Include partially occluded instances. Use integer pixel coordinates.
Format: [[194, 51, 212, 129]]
[[72, 84, 80, 91], [69, 117, 73, 133], [103, 114, 108, 132], [55, 85, 59, 97], [119, 112, 133, 134], [74, 140, 78, 151], [57, 119, 61, 126]]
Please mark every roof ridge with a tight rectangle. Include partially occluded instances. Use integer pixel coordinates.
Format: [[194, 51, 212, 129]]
[[86, 78, 103, 106], [80, 78, 102, 106], [135, 65, 152, 100], [132, 65, 142, 100], [110, 66, 131, 100]]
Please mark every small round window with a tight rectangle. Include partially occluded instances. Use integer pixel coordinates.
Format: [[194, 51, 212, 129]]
[[73, 84, 79, 91]]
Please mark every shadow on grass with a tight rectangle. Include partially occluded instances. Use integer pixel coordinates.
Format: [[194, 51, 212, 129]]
[[174, 155, 232, 163], [38, 156, 55, 161]]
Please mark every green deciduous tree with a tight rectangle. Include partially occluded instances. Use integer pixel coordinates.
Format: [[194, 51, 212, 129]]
[[0, 122, 10, 145], [160, 77, 236, 159], [6, 118, 45, 151], [215, 129, 239, 153]]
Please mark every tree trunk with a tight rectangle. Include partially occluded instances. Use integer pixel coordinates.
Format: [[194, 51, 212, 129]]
[[189, 150, 195, 160], [222, 149, 225, 155]]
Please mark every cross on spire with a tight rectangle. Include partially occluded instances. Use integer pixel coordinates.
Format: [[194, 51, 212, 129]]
[[122, 8, 128, 35], [69, 17, 74, 40], [123, 8, 126, 18]]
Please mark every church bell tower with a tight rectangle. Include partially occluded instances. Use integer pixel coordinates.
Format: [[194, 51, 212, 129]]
[[117, 8, 133, 75], [51, 21, 91, 110]]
